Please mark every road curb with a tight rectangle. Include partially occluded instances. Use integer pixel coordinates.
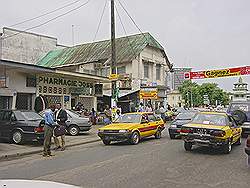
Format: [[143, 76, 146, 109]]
[[0, 138, 101, 161]]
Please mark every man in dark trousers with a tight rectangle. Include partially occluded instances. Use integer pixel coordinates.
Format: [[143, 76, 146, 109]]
[[54, 103, 67, 151], [43, 104, 56, 157]]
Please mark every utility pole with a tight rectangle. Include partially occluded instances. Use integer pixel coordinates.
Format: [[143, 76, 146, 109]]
[[111, 0, 117, 108]]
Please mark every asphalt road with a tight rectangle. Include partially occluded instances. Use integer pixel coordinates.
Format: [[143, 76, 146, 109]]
[[0, 129, 249, 188]]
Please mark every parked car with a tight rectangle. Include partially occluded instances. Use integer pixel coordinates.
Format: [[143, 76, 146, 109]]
[[168, 111, 197, 139], [0, 110, 44, 144], [181, 111, 242, 154], [227, 101, 250, 137], [40, 109, 91, 136], [245, 135, 250, 155], [98, 112, 165, 145]]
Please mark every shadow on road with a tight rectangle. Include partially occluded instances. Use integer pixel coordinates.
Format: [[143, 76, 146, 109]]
[[188, 145, 238, 155], [106, 136, 163, 146]]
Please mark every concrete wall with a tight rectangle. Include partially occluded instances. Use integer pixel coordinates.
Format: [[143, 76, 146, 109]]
[[1, 28, 65, 64], [140, 46, 168, 86], [7, 70, 36, 94]]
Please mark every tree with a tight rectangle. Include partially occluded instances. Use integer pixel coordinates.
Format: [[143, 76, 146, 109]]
[[179, 80, 230, 107], [178, 80, 200, 107]]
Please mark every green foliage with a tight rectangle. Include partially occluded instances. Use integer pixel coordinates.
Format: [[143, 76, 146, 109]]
[[178, 80, 230, 107]]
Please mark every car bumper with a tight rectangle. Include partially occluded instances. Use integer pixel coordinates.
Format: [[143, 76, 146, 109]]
[[23, 132, 44, 142], [182, 134, 228, 147], [168, 127, 181, 137], [98, 132, 133, 141], [241, 124, 250, 135], [79, 126, 92, 132]]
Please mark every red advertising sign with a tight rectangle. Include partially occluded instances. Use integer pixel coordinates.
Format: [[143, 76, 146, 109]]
[[184, 66, 250, 80]]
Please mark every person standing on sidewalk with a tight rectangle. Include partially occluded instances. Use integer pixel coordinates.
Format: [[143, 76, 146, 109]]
[[90, 108, 97, 125], [54, 103, 67, 151], [43, 105, 56, 157]]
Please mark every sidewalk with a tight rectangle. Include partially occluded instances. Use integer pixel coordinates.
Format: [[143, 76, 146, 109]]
[[0, 125, 103, 161]]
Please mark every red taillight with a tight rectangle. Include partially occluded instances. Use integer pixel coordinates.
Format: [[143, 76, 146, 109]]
[[247, 136, 250, 147], [211, 130, 226, 137], [181, 127, 193, 133], [34, 127, 44, 133]]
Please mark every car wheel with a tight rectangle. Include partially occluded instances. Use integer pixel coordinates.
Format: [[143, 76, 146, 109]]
[[235, 137, 241, 145], [155, 129, 162, 139], [223, 140, 232, 154], [12, 130, 23, 144], [68, 125, 80, 136], [130, 131, 140, 145], [184, 141, 192, 151], [102, 139, 111, 145]]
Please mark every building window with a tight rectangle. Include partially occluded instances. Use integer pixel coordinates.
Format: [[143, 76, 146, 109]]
[[156, 64, 161, 80], [26, 76, 36, 87], [144, 63, 149, 78], [117, 66, 126, 74]]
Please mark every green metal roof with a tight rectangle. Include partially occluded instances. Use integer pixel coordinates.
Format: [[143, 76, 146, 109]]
[[37, 32, 170, 68]]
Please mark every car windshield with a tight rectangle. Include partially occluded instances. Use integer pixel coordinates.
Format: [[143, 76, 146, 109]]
[[176, 112, 196, 120], [228, 103, 250, 112], [192, 113, 227, 126], [15, 111, 43, 121], [114, 114, 141, 123]]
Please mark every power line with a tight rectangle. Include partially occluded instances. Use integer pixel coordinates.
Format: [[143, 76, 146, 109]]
[[115, 3, 138, 61], [2, 0, 92, 40], [9, 0, 83, 27], [85, 0, 108, 63], [117, 0, 148, 42], [93, 0, 108, 41]]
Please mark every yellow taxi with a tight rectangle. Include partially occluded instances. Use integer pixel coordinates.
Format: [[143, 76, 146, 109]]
[[98, 112, 165, 145], [180, 111, 242, 154]]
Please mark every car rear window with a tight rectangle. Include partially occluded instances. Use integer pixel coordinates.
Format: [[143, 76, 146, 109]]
[[192, 113, 227, 126], [14, 111, 43, 121]]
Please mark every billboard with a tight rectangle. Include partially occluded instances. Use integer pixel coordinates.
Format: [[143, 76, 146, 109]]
[[184, 66, 250, 80], [140, 88, 158, 99]]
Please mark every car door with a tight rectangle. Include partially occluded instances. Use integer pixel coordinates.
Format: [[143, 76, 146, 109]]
[[138, 114, 150, 138], [1, 111, 14, 138], [147, 114, 158, 136], [229, 116, 241, 143], [66, 112, 72, 128]]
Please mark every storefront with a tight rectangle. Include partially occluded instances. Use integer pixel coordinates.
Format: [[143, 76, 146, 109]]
[[140, 86, 167, 110], [0, 60, 109, 111], [36, 71, 108, 110]]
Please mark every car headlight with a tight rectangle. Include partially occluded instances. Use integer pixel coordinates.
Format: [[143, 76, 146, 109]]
[[171, 124, 177, 128], [119, 130, 129, 133]]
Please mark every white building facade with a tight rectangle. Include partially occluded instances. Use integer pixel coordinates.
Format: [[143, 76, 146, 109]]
[[38, 33, 172, 112]]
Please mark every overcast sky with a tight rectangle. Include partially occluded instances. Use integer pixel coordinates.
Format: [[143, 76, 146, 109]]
[[0, 0, 249, 91]]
